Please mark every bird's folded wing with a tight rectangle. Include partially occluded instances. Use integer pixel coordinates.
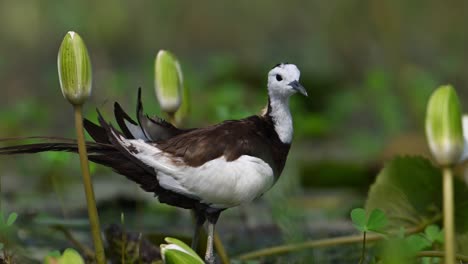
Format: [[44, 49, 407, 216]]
[[104, 115, 278, 206], [109, 129, 275, 208]]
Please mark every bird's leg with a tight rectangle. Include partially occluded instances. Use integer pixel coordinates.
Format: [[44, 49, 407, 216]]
[[204, 210, 221, 264], [191, 209, 206, 250], [205, 221, 216, 264]]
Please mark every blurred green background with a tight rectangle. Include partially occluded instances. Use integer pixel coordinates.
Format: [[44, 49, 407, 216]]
[[0, 0, 467, 262]]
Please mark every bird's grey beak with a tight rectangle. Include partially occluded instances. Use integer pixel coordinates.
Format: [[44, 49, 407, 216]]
[[289, 80, 308, 96]]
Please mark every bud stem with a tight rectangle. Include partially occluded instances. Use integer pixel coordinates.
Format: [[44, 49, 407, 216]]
[[73, 105, 106, 264], [214, 232, 230, 264], [442, 166, 455, 264], [166, 112, 176, 127]]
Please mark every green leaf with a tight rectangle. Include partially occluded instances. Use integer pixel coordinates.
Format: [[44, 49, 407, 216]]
[[6, 212, 17, 226], [367, 208, 388, 232], [366, 156, 468, 254], [350, 208, 367, 232], [0, 211, 4, 224], [405, 234, 432, 253], [161, 237, 204, 264], [59, 248, 85, 264], [163, 237, 200, 259], [163, 249, 204, 264], [378, 237, 415, 264], [424, 225, 444, 244], [0, 243, 3, 250]]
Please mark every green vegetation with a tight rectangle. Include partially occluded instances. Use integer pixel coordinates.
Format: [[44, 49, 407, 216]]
[[1, 1, 468, 263]]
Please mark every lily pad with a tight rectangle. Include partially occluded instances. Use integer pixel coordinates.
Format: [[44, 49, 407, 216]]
[[366, 156, 468, 253]]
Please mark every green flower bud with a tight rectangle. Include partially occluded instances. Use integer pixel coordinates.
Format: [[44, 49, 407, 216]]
[[57, 31, 92, 105], [155, 50, 183, 113], [425, 85, 464, 166], [174, 82, 190, 124], [160, 237, 204, 264]]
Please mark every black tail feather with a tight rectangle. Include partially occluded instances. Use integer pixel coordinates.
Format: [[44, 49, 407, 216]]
[[0, 142, 114, 155], [114, 102, 138, 139], [0, 91, 201, 209], [84, 118, 110, 144]]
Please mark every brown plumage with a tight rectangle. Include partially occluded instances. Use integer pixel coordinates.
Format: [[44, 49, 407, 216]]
[[0, 63, 307, 263]]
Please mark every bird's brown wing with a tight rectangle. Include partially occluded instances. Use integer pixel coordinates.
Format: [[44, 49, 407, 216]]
[[156, 115, 290, 175]]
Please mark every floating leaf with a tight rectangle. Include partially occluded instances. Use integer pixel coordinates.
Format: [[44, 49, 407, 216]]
[[366, 156, 468, 254], [6, 212, 17, 226], [350, 208, 367, 232]]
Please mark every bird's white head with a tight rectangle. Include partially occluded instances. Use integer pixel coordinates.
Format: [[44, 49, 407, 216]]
[[267, 63, 308, 99]]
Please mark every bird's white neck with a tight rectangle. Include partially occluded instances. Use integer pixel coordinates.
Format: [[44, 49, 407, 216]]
[[268, 94, 293, 144]]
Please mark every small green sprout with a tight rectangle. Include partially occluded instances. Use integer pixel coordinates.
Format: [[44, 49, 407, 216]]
[[44, 248, 85, 264], [423, 224, 444, 245], [351, 208, 388, 264], [351, 208, 388, 234], [160, 237, 204, 264]]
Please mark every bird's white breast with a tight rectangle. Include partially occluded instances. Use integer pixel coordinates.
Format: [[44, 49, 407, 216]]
[[169, 155, 275, 208], [115, 137, 275, 208]]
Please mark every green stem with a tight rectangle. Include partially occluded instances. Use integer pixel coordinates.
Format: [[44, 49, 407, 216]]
[[52, 225, 95, 259], [166, 112, 176, 127], [74, 105, 106, 264], [0, 166, 2, 214], [214, 232, 230, 264], [237, 214, 441, 260], [358, 232, 366, 264], [417, 251, 468, 262], [442, 167, 455, 264], [121, 212, 126, 264]]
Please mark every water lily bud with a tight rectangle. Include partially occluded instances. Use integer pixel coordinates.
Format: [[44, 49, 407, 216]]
[[155, 50, 183, 113], [160, 237, 204, 264], [425, 85, 464, 166], [458, 115, 468, 163], [174, 82, 190, 124], [57, 31, 92, 105]]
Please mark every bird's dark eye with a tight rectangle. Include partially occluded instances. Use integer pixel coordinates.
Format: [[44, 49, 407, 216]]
[[276, 74, 283, 81]]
